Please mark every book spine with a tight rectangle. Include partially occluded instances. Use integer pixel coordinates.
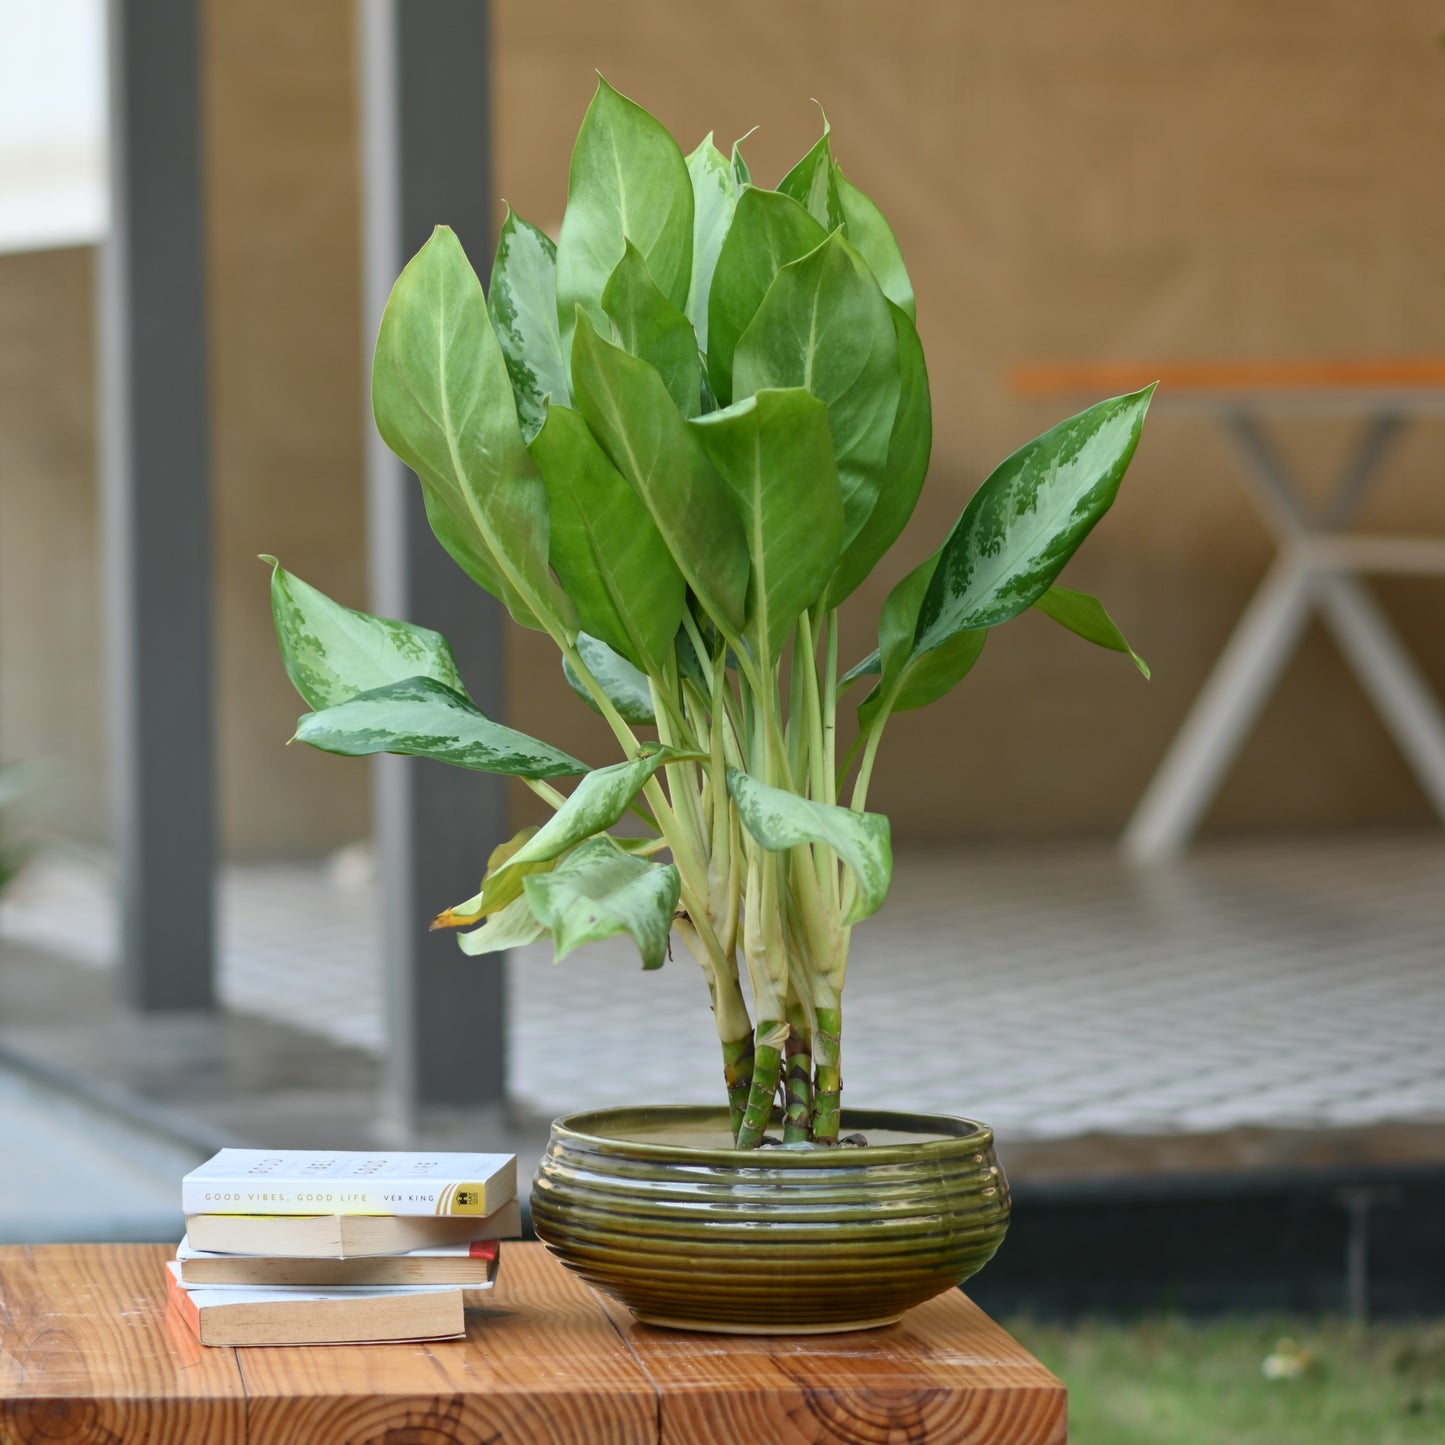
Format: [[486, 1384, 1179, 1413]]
[[180, 1177, 495, 1216]]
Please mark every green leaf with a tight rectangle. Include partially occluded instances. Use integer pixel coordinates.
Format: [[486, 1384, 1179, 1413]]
[[861, 552, 988, 728], [601, 241, 702, 417], [372, 226, 574, 634], [733, 230, 900, 558], [571, 311, 749, 634], [833, 164, 914, 320], [822, 301, 930, 609], [434, 826, 551, 928], [264, 557, 463, 710], [562, 634, 656, 725], [705, 187, 826, 406], [839, 651, 880, 685], [1035, 584, 1150, 678], [488, 208, 569, 442], [727, 768, 892, 926], [731, 136, 753, 190], [457, 891, 550, 956], [500, 749, 680, 877], [524, 836, 681, 971], [685, 134, 738, 354], [294, 675, 587, 779], [690, 388, 843, 660], [530, 403, 684, 671], [777, 122, 845, 233], [555, 78, 693, 358], [913, 386, 1156, 654]]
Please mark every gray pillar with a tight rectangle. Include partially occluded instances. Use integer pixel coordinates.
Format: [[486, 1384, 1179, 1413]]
[[97, 0, 216, 1011], [359, 0, 509, 1120]]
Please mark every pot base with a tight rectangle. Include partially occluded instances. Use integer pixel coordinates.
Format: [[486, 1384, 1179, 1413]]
[[632, 1311, 904, 1336]]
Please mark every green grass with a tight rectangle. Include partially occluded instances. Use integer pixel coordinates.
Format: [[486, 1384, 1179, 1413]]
[[1007, 1315, 1445, 1445]]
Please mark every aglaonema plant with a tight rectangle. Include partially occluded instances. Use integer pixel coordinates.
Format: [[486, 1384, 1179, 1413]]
[[266, 79, 1153, 1148]]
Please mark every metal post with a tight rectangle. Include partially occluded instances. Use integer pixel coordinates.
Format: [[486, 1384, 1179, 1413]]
[[359, 0, 508, 1121], [97, 0, 216, 1010]]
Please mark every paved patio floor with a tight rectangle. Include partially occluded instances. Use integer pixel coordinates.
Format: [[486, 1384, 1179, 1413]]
[[3, 832, 1442, 1143]]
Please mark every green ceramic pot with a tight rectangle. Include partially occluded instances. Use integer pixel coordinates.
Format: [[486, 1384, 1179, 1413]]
[[530, 1105, 1010, 1334]]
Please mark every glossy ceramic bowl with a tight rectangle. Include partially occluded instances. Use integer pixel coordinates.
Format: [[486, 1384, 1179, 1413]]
[[530, 1105, 1010, 1334]]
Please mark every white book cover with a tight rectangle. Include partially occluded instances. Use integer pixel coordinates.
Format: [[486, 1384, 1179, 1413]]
[[176, 1237, 493, 1264], [181, 1148, 515, 1216]]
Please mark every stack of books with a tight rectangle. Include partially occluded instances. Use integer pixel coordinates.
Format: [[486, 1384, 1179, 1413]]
[[167, 1149, 519, 1346]]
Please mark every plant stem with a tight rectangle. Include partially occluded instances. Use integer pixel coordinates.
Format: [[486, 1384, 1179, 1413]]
[[735, 1018, 787, 1148], [522, 777, 567, 810], [812, 1001, 843, 1145], [783, 996, 813, 1143], [721, 1033, 755, 1141]]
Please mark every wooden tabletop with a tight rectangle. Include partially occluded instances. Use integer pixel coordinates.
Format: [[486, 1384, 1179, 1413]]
[[0, 1243, 1065, 1444]]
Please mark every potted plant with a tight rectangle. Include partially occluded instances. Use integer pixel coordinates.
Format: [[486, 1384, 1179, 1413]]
[[266, 79, 1152, 1333]]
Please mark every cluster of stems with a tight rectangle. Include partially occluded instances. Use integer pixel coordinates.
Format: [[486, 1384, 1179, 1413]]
[[525, 602, 891, 1148]]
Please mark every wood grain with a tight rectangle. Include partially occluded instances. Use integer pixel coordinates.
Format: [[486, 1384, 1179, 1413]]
[[595, 1284, 1066, 1445], [0, 1244, 1063, 1445], [0, 1245, 246, 1445], [237, 1243, 658, 1445]]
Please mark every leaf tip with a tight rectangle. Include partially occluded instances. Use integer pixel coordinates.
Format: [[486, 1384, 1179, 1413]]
[[258, 553, 278, 569]]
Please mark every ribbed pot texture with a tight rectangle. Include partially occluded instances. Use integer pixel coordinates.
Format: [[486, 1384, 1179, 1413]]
[[530, 1105, 1011, 1334]]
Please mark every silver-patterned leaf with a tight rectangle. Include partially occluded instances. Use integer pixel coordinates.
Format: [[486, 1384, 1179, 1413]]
[[684, 134, 738, 354], [499, 749, 682, 875], [524, 836, 681, 971], [561, 634, 657, 725], [913, 387, 1156, 653], [489, 208, 569, 441], [727, 768, 893, 925], [265, 558, 463, 710], [294, 675, 587, 779]]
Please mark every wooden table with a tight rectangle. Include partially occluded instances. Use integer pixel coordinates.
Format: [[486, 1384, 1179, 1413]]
[[1013, 358, 1445, 859], [0, 1244, 1063, 1444]]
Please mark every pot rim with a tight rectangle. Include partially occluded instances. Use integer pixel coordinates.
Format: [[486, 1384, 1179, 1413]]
[[546, 1104, 995, 1168]]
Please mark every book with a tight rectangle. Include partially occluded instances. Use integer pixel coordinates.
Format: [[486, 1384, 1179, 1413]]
[[164, 1262, 466, 1347], [184, 1198, 522, 1259], [177, 1235, 502, 1287], [181, 1149, 515, 1217]]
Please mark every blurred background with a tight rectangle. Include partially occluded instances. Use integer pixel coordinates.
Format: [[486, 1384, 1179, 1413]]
[[1, 4, 1443, 1432]]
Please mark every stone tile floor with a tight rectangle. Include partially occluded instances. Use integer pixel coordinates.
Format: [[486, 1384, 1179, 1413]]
[[2, 833, 1442, 1142]]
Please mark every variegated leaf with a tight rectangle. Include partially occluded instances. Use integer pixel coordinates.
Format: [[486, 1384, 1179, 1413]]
[[685, 134, 738, 353], [912, 387, 1155, 653], [562, 634, 657, 725], [524, 836, 681, 971], [265, 557, 463, 710], [294, 676, 586, 778], [488, 207, 569, 441], [727, 768, 893, 925]]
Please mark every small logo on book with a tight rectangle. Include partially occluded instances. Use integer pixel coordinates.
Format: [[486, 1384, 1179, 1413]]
[[457, 1190, 479, 1206]]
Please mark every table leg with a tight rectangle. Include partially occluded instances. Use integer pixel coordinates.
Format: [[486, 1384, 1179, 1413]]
[[1122, 553, 1314, 862], [1314, 573, 1445, 821]]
